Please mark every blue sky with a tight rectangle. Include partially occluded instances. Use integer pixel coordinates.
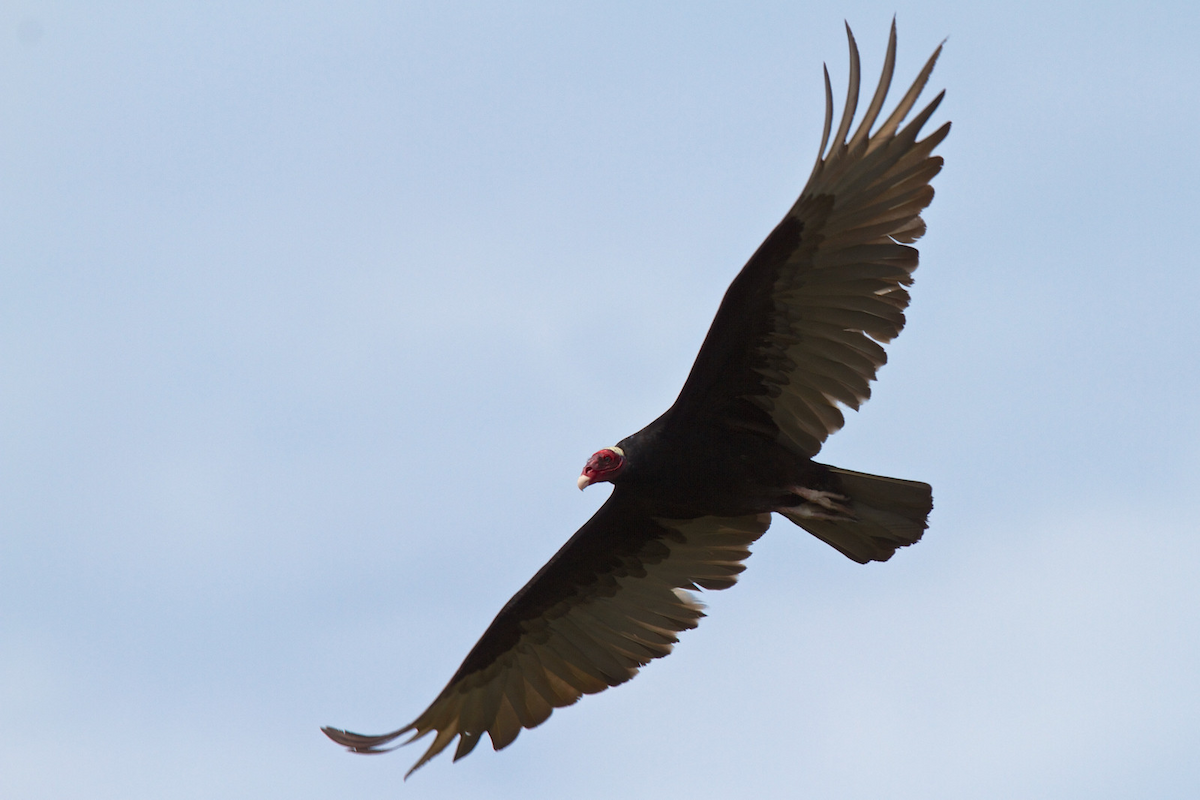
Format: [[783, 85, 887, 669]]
[[3, 2, 1199, 798]]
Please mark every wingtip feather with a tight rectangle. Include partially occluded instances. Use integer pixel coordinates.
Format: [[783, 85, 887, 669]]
[[321, 724, 412, 754]]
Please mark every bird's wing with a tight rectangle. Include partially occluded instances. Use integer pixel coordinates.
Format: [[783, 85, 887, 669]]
[[669, 21, 949, 457], [323, 493, 771, 777]]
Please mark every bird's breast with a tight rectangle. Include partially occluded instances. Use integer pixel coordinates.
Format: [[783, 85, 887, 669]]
[[620, 424, 826, 518]]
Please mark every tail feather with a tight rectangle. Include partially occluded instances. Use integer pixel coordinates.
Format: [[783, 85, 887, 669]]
[[780, 467, 932, 564]]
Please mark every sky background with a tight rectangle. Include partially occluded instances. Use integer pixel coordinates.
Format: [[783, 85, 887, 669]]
[[4, 1, 1199, 798]]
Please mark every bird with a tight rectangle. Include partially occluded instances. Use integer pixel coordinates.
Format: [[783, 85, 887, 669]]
[[323, 19, 949, 777]]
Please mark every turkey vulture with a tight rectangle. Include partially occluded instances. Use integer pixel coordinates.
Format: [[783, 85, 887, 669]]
[[324, 20, 948, 776]]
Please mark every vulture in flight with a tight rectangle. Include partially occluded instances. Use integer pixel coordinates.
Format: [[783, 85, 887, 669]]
[[324, 20, 948, 777]]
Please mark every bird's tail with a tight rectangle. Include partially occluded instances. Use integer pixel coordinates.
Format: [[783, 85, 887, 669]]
[[779, 466, 932, 564]]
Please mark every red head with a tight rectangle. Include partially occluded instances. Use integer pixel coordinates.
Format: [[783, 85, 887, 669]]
[[577, 446, 626, 490]]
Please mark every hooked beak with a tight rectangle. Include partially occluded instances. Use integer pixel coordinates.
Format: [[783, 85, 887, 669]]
[[577, 474, 592, 491]]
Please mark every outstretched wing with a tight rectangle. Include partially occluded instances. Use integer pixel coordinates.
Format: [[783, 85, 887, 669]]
[[323, 493, 770, 777], [669, 21, 949, 457]]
